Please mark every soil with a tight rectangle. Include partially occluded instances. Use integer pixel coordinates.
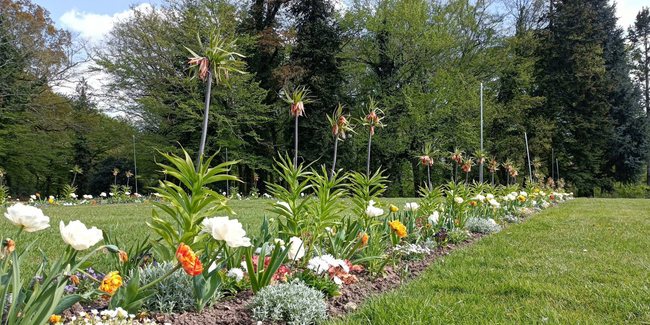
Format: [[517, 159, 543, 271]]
[[65, 233, 486, 325]]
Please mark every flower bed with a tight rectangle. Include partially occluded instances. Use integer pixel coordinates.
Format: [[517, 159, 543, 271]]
[[1, 150, 573, 325]]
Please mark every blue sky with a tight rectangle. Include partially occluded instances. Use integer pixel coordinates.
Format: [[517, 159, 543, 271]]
[[32, 0, 649, 42]]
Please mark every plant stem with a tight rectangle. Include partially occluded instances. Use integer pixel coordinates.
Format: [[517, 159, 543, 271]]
[[331, 135, 339, 181], [465, 172, 468, 184], [366, 132, 372, 177], [294, 114, 299, 170], [140, 263, 182, 292], [491, 172, 494, 187], [427, 165, 431, 189], [197, 70, 213, 172], [71, 173, 77, 187], [454, 162, 458, 184]]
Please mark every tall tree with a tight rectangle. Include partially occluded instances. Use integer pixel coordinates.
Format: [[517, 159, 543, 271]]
[[287, 0, 345, 166], [535, 0, 614, 195], [628, 7, 650, 184]]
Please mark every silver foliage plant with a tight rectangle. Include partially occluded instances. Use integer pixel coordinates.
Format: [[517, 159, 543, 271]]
[[136, 262, 195, 314], [466, 218, 502, 234], [248, 280, 328, 325]]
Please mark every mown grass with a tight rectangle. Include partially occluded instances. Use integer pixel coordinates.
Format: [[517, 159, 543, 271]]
[[0, 197, 417, 275], [328, 198, 650, 324]]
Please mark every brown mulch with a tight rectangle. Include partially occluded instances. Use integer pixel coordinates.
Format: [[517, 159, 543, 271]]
[[65, 233, 487, 324]]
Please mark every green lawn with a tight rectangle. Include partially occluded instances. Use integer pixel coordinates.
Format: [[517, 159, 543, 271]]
[[328, 198, 650, 324], [0, 197, 418, 274]]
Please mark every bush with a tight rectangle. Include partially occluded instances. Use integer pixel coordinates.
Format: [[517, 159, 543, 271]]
[[248, 280, 328, 325], [466, 218, 501, 234], [137, 261, 195, 314]]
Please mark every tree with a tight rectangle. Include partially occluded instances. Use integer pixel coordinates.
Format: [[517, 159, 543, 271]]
[[535, 0, 614, 195], [628, 7, 650, 184], [95, 0, 271, 195]]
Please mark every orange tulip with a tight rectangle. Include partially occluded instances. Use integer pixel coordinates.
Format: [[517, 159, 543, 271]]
[[176, 243, 204, 276]]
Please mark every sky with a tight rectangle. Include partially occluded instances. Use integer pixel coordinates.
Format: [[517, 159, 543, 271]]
[[27, 0, 649, 101], [31, 0, 649, 42]]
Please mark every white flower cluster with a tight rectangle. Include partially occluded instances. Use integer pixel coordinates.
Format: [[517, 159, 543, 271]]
[[83, 194, 93, 199], [63, 308, 165, 324], [227, 268, 245, 282], [308, 254, 349, 275]]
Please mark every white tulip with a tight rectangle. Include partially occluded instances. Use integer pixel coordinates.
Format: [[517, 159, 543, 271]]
[[100, 192, 107, 197], [486, 193, 494, 200], [404, 202, 420, 211], [472, 194, 485, 202], [202, 217, 252, 248], [288, 236, 305, 260], [519, 191, 528, 197], [59, 220, 103, 250], [365, 200, 384, 217], [4, 203, 50, 232], [428, 211, 439, 225], [489, 199, 500, 208], [454, 197, 464, 204], [30, 195, 36, 200]]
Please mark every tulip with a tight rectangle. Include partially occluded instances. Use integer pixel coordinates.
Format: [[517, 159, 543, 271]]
[[99, 271, 122, 295], [388, 220, 407, 237], [176, 243, 204, 276], [365, 200, 384, 218], [4, 203, 50, 232], [202, 217, 252, 248], [454, 197, 464, 204], [59, 220, 103, 250], [404, 202, 420, 211], [288, 237, 305, 260], [428, 211, 440, 225]]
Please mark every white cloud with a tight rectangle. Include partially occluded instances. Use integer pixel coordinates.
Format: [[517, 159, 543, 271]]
[[614, 0, 644, 30], [60, 3, 153, 43]]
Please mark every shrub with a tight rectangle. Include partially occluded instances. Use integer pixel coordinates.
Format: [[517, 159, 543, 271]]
[[248, 280, 328, 325], [465, 218, 501, 234], [502, 213, 520, 223], [137, 261, 195, 314]]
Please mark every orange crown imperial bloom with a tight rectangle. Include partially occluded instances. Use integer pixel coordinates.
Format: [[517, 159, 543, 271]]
[[469, 201, 477, 206], [176, 243, 204, 276], [99, 271, 122, 296], [49, 314, 61, 323], [388, 220, 407, 238], [358, 233, 369, 247], [291, 101, 305, 117]]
